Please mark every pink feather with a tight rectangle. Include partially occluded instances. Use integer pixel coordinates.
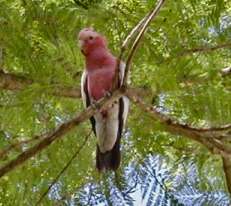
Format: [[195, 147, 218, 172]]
[[79, 28, 117, 100]]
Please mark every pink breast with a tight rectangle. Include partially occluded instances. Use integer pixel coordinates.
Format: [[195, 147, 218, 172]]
[[88, 69, 115, 100]]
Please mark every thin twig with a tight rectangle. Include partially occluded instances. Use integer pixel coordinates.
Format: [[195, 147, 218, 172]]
[[123, 0, 166, 86], [121, 12, 151, 51], [178, 43, 231, 57], [73, 0, 88, 9], [36, 131, 91, 205], [113, 8, 151, 91], [159, 42, 231, 65]]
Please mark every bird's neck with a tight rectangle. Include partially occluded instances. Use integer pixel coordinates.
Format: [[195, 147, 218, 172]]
[[85, 47, 115, 71]]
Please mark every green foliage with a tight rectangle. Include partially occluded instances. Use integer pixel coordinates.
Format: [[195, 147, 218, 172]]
[[0, 0, 231, 204]]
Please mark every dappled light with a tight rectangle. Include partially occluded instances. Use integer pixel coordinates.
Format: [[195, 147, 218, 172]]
[[0, 0, 231, 205]]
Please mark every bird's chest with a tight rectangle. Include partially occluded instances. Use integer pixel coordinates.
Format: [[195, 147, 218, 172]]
[[87, 69, 115, 101]]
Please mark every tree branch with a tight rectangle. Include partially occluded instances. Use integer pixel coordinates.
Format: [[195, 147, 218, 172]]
[[123, 0, 166, 86], [222, 155, 231, 194], [121, 9, 153, 51], [73, 0, 88, 9], [113, 4, 154, 90], [126, 89, 231, 156], [178, 42, 231, 57], [1, 85, 231, 178], [1, 1, 230, 188], [52, 85, 81, 98], [0, 69, 32, 90], [0, 70, 150, 99], [158, 42, 231, 65], [0, 69, 81, 98], [0, 135, 42, 160], [0, 87, 126, 178]]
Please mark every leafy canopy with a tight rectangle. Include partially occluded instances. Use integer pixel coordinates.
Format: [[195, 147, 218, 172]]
[[0, 0, 231, 205]]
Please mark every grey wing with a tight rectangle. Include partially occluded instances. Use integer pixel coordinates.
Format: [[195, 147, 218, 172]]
[[81, 70, 88, 107], [81, 70, 96, 135]]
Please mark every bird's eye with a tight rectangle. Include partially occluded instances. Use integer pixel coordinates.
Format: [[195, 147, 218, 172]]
[[89, 36, 94, 40]]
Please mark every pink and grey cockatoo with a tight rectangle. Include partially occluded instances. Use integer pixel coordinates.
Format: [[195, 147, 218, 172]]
[[78, 28, 129, 171]]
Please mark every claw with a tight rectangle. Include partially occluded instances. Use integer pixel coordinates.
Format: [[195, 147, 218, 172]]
[[105, 91, 112, 98], [91, 100, 100, 110]]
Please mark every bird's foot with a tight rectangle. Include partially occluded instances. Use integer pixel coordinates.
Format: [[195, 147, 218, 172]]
[[105, 91, 112, 98], [91, 100, 100, 110]]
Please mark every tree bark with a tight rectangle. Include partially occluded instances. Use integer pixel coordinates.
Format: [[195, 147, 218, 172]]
[[0, 69, 81, 98], [222, 156, 231, 194]]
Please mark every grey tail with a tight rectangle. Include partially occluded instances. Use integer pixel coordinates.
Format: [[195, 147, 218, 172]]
[[96, 138, 121, 171], [96, 98, 124, 172]]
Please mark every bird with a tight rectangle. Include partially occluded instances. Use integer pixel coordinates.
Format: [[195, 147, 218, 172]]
[[78, 28, 129, 171]]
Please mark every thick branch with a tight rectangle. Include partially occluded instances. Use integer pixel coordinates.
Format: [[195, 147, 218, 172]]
[[0, 69, 32, 90], [0, 69, 81, 98], [0, 87, 125, 178], [222, 156, 231, 194], [1, 86, 230, 177], [0, 135, 42, 160], [1, 0, 230, 183], [0, 70, 150, 99], [126, 89, 231, 155]]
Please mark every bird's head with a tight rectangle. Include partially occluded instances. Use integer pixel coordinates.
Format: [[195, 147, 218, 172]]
[[78, 28, 107, 56]]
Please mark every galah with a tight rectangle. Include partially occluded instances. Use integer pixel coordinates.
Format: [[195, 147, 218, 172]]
[[78, 28, 129, 171]]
